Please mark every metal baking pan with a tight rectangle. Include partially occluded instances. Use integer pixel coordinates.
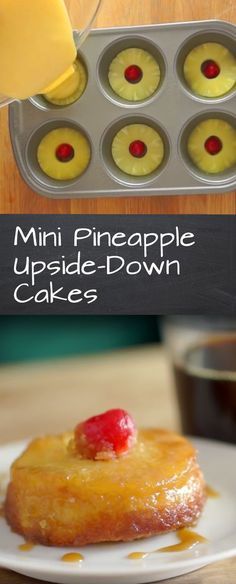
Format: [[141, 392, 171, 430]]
[[9, 20, 236, 199]]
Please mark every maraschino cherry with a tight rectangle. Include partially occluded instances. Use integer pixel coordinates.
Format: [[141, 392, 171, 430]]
[[129, 140, 147, 158], [125, 64, 143, 84], [201, 60, 220, 79], [56, 143, 75, 163], [204, 135, 223, 155], [74, 408, 137, 460]]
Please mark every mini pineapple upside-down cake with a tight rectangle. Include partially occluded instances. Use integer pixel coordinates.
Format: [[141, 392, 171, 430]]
[[187, 118, 236, 174], [183, 42, 236, 98], [43, 58, 87, 107], [5, 409, 206, 547], [112, 124, 165, 177], [108, 48, 161, 101], [37, 127, 91, 181]]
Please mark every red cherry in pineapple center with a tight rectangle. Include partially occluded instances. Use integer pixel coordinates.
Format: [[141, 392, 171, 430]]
[[201, 60, 220, 79], [56, 143, 75, 163], [129, 140, 147, 158], [204, 135, 223, 155], [125, 64, 143, 84], [74, 408, 137, 460]]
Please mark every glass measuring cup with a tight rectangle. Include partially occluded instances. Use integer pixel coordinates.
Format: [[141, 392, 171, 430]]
[[0, 0, 102, 108]]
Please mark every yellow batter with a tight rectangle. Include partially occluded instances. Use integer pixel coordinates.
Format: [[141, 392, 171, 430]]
[[0, 0, 77, 99]]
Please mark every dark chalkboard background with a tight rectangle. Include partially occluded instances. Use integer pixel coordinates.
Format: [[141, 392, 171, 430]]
[[0, 215, 235, 315]]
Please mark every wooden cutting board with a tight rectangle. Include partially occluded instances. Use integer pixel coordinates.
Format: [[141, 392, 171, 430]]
[[0, 0, 235, 214]]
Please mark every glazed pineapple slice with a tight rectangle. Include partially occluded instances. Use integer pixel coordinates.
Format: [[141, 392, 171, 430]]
[[44, 59, 87, 106], [112, 124, 164, 176], [108, 48, 161, 101], [37, 127, 91, 180], [184, 43, 236, 98], [187, 119, 236, 174]]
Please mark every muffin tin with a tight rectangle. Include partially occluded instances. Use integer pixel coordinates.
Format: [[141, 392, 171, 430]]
[[9, 20, 236, 199]]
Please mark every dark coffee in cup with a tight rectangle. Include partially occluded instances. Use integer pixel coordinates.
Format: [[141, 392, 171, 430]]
[[174, 335, 236, 443]]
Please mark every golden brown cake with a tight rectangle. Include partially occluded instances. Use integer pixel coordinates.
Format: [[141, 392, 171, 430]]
[[112, 124, 164, 176], [37, 127, 91, 180], [183, 42, 236, 98], [108, 48, 161, 101], [187, 118, 236, 174], [44, 59, 87, 106], [5, 410, 206, 547]]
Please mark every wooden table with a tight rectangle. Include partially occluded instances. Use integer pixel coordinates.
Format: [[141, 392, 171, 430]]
[[0, 344, 235, 582], [0, 0, 235, 214]]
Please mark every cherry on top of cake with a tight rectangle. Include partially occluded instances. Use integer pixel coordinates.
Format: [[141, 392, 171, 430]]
[[74, 408, 137, 460]]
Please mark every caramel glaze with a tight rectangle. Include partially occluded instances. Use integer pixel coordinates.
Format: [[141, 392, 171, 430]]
[[158, 528, 207, 553], [128, 552, 149, 560], [206, 485, 220, 498], [61, 553, 84, 563], [128, 528, 207, 559], [18, 542, 84, 562], [18, 542, 35, 552]]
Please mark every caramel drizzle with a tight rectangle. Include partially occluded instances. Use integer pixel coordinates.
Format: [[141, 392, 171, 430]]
[[18, 542, 35, 552], [128, 528, 207, 559], [61, 552, 84, 563], [17, 529, 208, 561], [128, 551, 149, 560], [158, 528, 207, 553], [18, 542, 84, 563], [206, 484, 220, 498]]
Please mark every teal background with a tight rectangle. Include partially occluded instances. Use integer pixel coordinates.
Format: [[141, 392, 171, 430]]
[[0, 316, 161, 364]]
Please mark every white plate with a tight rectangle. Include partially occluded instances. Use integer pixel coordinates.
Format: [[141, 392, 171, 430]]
[[0, 438, 236, 584]]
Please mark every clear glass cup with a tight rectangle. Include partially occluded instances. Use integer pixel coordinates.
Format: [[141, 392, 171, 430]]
[[164, 317, 236, 444], [0, 0, 102, 108]]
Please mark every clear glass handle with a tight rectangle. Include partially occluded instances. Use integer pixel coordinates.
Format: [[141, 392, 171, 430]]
[[66, 0, 103, 50], [0, 95, 15, 109]]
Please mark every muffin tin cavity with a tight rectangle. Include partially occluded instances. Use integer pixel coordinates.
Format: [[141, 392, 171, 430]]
[[30, 53, 88, 111], [176, 31, 236, 102], [179, 111, 236, 183], [101, 116, 170, 187], [98, 37, 166, 107], [9, 20, 236, 198], [26, 120, 92, 189]]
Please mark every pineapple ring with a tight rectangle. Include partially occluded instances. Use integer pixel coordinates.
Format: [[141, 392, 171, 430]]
[[44, 60, 87, 106], [112, 124, 164, 176], [108, 48, 161, 101], [184, 43, 236, 98], [37, 127, 91, 181], [187, 119, 236, 174]]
